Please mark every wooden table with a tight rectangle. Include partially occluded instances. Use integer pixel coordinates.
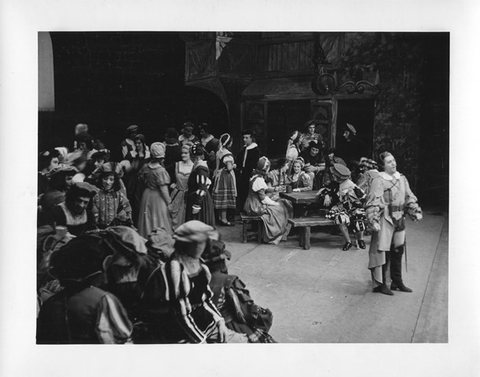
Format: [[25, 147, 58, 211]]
[[280, 191, 327, 218], [279, 191, 320, 206], [280, 190, 333, 250]]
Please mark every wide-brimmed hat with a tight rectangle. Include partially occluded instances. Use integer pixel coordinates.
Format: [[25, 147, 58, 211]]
[[173, 220, 216, 243], [150, 142, 166, 159], [330, 163, 351, 180], [127, 125, 139, 132], [103, 226, 148, 256]]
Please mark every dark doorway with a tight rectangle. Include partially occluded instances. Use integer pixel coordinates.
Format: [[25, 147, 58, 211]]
[[267, 100, 311, 157], [336, 98, 375, 158]]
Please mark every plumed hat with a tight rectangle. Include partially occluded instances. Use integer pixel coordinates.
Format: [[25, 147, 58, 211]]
[[330, 163, 351, 180], [359, 157, 378, 171], [290, 130, 299, 141], [150, 142, 166, 159], [173, 220, 216, 243], [345, 123, 357, 135]]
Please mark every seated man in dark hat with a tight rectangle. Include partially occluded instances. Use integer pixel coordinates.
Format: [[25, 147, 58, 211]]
[[45, 182, 99, 236], [299, 140, 326, 190]]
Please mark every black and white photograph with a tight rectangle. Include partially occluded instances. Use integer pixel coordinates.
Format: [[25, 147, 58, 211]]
[[1, 1, 479, 376]]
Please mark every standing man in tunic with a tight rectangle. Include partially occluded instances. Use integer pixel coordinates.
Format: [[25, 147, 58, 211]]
[[235, 130, 260, 210]]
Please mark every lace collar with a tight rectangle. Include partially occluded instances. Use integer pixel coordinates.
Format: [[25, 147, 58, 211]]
[[379, 171, 401, 180]]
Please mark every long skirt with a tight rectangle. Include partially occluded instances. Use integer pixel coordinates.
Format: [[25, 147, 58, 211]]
[[260, 199, 293, 244], [170, 188, 187, 230], [137, 188, 173, 238], [185, 191, 215, 227], [212, 170, 236, 210]]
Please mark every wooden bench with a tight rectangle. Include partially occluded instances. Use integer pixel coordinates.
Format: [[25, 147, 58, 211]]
[[240, 213, 264, 243], [288, 216, 335, 250]]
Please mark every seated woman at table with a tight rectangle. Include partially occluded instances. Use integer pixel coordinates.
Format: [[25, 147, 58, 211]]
[[266, 157, 291, 194], [243, 157, 293, 245], [287, 157, 312, 192]]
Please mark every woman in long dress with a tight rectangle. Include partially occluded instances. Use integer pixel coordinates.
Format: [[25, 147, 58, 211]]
[[243, 157, 293, 244], [185, 143, 215, 226], [169, 143, 194, 229], [137, 142, 173, 238]]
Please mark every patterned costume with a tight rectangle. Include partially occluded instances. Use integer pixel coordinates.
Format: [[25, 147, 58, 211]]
[[321, 179, 366, 234], [185, 160, 215, 226]]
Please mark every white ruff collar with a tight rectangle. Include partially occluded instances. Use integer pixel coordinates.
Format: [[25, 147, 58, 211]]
[[379, 171, 401, 180], [195, 160, 208, 169], [245, 142, 258, 151], [202, 135, 214, 146]]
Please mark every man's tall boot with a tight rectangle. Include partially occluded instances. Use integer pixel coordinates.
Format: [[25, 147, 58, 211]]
[[390, 245, 412, 292], [373, 251, 393, 295]]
